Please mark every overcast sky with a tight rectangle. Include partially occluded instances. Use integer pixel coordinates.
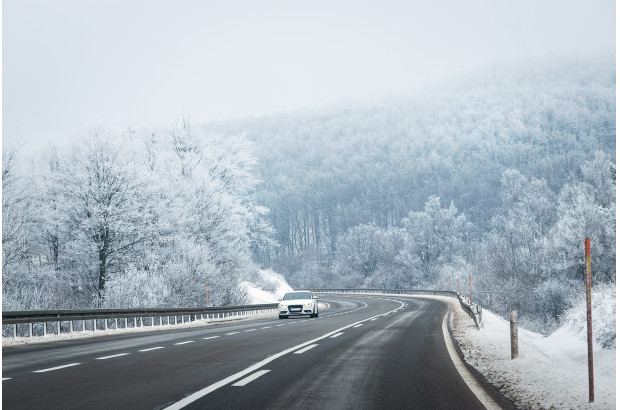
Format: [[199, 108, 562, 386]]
[[2, 0, 616, 152]]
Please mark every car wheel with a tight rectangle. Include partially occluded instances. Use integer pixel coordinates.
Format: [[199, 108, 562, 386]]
[[316, 310, 319, 318], [279, 315, 287, 319]]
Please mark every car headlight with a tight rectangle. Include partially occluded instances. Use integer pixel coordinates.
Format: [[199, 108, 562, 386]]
[[279, 304, 286, 309], [304, 303, 313, 307]]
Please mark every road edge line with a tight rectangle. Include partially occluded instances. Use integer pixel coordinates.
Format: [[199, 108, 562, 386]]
[[442, 310, 501, 410]]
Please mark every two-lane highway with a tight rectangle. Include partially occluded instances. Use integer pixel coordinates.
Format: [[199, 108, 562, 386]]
[[3, 295, 511, 409]]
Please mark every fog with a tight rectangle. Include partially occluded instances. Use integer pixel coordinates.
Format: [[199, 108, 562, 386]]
[[3, 0, 615, 151]]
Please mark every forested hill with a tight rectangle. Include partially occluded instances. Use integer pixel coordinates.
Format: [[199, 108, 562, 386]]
[[203, 56, 615, 335], [204, 56, 614, 257]]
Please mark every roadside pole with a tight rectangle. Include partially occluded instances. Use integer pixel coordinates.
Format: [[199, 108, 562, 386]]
[[207, 283, 210, 307], [584, 239, 594, 403], [510, 310, 518, 359]]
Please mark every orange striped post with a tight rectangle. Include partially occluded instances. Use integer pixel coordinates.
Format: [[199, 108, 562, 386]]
[[469, 274, 473, 305], [585, 239, 594, 403]]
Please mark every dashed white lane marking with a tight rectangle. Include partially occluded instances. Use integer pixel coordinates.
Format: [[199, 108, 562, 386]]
[[330, 333, 344, 338], [33, 363, 81, 373], [203, 336, 220, 340], [353, 324, 364, 328], [244, 329, 257, 332], [174, 341, 195, 345], [225, 332, 240, 335], [164, 299, 405, 410], [442, 311, 501, 410], [370, 318, 378, 321], [294, 344, 318, 354], [3, 378, 12, 381], [275, 324, 286, 327], [260, 326, 272, 329], [96, 353, 130, 360], [139, 347, 164, 352], [231, 370, 271, 387]]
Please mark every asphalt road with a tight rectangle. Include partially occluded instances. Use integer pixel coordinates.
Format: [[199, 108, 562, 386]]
[[2, 294, 512, 409]]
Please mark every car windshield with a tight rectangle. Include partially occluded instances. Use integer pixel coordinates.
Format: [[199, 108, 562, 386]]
[[283, 292, 312, 300]]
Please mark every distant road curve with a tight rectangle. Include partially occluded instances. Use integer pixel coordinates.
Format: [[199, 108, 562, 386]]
[[3, 294, 514, 409]]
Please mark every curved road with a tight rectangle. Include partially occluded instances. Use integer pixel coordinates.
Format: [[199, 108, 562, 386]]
[[2, 295, 512, 409]]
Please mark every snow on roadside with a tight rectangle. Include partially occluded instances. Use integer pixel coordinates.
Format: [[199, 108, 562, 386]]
[[241, 268, 294, 304], [449, 297, 616, 410]]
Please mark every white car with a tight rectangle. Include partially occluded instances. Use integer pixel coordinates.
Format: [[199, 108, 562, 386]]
[[278, 291, 319, 319]]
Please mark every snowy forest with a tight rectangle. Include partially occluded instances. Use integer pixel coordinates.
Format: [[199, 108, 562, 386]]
[[2, 56, 616, 337]]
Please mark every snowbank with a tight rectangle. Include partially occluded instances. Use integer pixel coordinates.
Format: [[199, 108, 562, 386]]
[[450, 298, 616, 409], [241, 268, 294, 304]]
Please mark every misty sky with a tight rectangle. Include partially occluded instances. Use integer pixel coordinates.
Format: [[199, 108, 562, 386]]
[[2, 0, 615, 152]]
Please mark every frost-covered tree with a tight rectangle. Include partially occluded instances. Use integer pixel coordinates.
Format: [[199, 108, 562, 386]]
[[399, 196, 472, 284], [552, 152, 615, 283], [53, 133, 153, 304]]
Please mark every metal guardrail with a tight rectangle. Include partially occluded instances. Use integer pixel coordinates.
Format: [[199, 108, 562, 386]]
[[2, 304, 278, 338], [3, 288, 481, 339], [316, 288, 482, 328], [316, 288, 458, 298]]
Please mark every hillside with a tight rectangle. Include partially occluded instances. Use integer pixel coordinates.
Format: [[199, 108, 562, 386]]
[[202, 56, 615, 334]]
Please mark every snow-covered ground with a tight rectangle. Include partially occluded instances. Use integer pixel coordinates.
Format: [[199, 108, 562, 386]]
[[449, 297, 616, 409], [240, 268, 294, 304]]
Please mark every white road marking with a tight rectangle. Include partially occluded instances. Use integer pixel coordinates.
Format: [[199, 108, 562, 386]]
[[3, 378, 12, 381], [442, 311, 501, 410], [275, 324, 286, 327], [96, 353, 130, 360], [232, 370, 271, 387], [353, 324, 364, 328], [33, 363, 81, 373], [260, 326, 272, 329], [203, 336, 220, 340], [225, 332, 240, 336], [174, 341, 195, 345], [294, 344, 318, 354], [330, 333, 344, 338], [370, 318, 378, 321], [139, 347, 164, 352], [244, 329, 257, 332], [163, 300, 405, 410]]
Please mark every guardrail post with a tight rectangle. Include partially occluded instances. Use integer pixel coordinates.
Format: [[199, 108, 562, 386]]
[[56, 321, 60, 335], [12, 324, 17, 338], [29, 323, 33, 337], [510, 310, 518, 359], [70, 321, 74, 333]]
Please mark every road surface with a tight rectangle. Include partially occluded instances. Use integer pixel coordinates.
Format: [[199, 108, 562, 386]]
[[2, 294, 513, 409]]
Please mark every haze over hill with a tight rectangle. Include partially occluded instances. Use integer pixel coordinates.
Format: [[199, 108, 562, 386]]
[[204, 56, 616, 334]]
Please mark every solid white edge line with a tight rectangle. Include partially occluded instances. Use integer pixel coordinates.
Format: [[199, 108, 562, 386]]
[[163, 300, 405, 410], [96, 353, 130, 360], [294, 344, 318, 354], [231, 370, 271, 387], [442, 310, 501, 410], [3, 378, 12, 381], [33, 363, 81, 373]]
